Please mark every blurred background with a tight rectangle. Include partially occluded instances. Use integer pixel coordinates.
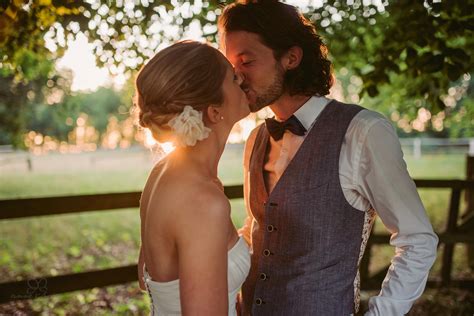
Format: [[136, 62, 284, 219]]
[[0, 0, 473, 314]]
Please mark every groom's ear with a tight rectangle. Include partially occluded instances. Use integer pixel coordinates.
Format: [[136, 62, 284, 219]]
[[206, 106, 222, 124], [281, 46, 303, 70]]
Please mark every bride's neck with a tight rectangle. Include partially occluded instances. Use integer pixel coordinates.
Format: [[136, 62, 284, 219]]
[[172, 131, 226, 179]]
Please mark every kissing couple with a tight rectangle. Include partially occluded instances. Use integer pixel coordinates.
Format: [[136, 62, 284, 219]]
[[135, 1, 438, 315]]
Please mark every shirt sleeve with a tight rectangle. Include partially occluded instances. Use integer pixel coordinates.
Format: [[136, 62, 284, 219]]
[[352, 114, 439, 316]]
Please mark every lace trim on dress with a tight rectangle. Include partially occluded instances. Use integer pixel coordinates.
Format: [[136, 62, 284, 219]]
[[353, 207, 377, 313]]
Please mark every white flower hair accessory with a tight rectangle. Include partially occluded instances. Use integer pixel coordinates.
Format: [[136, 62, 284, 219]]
[[167, 105, 211, 147]]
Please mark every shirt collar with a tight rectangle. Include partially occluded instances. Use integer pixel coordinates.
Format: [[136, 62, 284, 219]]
[[293, 96, 331, 130]]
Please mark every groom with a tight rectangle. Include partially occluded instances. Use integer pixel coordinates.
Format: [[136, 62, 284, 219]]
[[218, 1, 438, 315]]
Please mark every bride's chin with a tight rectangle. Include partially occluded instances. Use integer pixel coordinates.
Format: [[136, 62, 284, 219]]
[[241, 106, 251, 117]]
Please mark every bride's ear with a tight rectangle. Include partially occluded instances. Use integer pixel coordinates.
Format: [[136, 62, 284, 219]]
[[206, 106, 223, 124]]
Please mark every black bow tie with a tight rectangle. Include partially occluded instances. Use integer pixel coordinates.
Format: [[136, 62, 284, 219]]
[[265, 115, 306, 140]]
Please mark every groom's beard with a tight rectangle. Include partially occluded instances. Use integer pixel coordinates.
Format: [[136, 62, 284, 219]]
[[246, 65, 285, 113]]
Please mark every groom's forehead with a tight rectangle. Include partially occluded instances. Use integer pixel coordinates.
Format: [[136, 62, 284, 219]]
[[224, 41, 271, 59], [224, 31, 266, 49]]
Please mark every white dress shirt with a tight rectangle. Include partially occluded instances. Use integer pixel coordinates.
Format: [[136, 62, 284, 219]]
[[241, 96, 438, 316]]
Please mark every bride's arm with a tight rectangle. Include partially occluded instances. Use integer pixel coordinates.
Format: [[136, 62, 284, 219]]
[[177, 191, 231, 316], [137, 246, 146, 291], [238, 126, 259, 245], [238, 168, 254, 245], [138, 195, 147, 291]]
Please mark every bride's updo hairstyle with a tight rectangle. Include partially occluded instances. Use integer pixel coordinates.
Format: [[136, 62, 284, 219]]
[[134, 41, 229, 143]]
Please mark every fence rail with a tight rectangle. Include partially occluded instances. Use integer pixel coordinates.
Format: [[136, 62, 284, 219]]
[[399, 137, 474, 158], [1, 180, 473, 304]]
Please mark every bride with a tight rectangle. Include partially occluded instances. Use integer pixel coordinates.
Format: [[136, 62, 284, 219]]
[[135, 41, 251, 315]]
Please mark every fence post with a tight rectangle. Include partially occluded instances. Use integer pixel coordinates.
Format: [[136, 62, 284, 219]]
[[413, 138, 421, 159], [26, 156, 32, 172], [441, 188, 461, 286], [466, 155, 474, 271]]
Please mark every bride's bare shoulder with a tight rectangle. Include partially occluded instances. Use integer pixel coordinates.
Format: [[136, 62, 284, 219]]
[[173, 180, 231, 242], [178, 178, 230, 217], [147, 169, 229, 215]]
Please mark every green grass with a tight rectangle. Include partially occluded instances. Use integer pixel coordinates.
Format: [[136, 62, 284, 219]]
[[404, 154, 466, 179], [0, 150, 471, 314]]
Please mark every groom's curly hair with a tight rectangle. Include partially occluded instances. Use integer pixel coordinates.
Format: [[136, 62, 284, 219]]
[[218, 0, 334, 97]]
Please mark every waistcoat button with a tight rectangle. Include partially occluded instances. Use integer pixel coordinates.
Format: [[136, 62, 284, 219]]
[[263, 249, 271, 256], [260, 273, 267, 280], [255, 298, 264, 305], [267, 225, 275, 232]]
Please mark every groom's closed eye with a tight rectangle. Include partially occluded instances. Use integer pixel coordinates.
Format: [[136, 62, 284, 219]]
[[238, 54, 255, 66], [241, 60, 254, 66]]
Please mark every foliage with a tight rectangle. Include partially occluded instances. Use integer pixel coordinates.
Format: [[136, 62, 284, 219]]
[[310, 0, 473, 136], [0, 0, 225, 72], [446, 79, 474, 138], [0, 49, 65, 147], [0, 0, 83, 147], [3, 1, 470, 91], [312, 0, 473, 105], [336, 67, 473, 137], [66, 87, 124, 136], [0, 0, 473, 144], [25, 86, 127, 145], [0, 0, 227, 147], [0, 0, 89, 80]]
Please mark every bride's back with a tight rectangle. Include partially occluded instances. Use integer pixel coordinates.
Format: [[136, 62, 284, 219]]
[[134, 40, 249, 314], [139, 156, 231, 283]]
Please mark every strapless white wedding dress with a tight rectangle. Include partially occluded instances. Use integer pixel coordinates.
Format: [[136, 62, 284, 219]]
[[143, 236, 250, 315]]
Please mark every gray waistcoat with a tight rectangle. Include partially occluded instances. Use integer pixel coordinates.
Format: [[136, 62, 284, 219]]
[[242, 100, 368, 315]]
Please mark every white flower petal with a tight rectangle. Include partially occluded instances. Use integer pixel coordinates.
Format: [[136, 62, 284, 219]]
[[168, 105, 211, 147]]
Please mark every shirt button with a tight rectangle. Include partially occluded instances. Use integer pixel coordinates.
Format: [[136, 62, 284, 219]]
[[255, 298, 264, 305], [263, 249, 271, 256], [267, 225, 275, 232], [260, 273, 267, 280]]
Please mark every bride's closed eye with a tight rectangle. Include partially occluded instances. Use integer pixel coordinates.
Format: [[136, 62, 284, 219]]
[[234, 73, 244, 86], [233, 73, 243, 85]]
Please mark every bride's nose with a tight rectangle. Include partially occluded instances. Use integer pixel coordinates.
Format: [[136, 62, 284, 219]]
[[236, 72, 245, 86]]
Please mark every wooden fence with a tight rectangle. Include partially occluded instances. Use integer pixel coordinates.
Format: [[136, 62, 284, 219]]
[[0, 180, 473, 304]]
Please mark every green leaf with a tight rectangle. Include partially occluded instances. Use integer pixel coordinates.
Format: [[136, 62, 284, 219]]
[[446, 63, 462, 81], [68, 245, 81, 257], [424, 54, 444, 73], [366, 84, 379, 97]]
